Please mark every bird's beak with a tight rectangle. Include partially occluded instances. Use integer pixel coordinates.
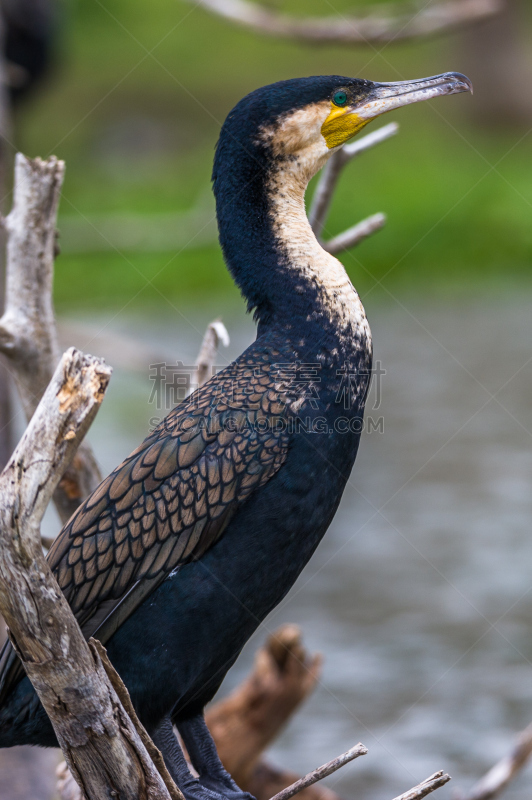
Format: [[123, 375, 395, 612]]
[[321, 72, 472, 148], [355, 72, 473, 120]]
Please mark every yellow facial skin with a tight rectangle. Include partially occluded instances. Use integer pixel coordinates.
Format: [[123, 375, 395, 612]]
[[321, 102, 371, 149]]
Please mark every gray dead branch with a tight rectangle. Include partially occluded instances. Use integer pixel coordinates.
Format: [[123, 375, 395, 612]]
[[196, 320, 230, 387], [391, 772, 450, 800], [0, 154, 102, 524], [189, 0, 500, 44], [0, 347, 180, 800], [322, 213, 386, 255], [310, 122, 398, 255], [269, 744, 367, 800], [0, 154, 228, 558]]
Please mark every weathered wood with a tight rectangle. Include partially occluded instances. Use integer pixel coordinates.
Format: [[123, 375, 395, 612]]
[[0, 348, 177, 800], [195, 320, 229, 388], [190, 0, 500, 44], [247, 762, 341, 800], [269, 744, 367, 800], [93, 639, 184, 800], [0, 154, 102, 524], [391, 772, 451, 800], [59, 625, 335, 800]]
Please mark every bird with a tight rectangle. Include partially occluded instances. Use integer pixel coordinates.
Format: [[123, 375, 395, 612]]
[[0, 72, 471, 800]]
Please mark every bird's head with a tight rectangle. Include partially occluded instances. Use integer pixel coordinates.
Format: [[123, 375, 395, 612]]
[[215, 72, 472, 186], [213, 73, 472, 324]]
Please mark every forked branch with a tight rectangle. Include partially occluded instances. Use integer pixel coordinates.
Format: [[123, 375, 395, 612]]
[[392, 772, 450, 800], [0, 154, 102, 524], [0, 348, 179, 800], [190, 0, 500, 45], [310, 122, 398, 255]]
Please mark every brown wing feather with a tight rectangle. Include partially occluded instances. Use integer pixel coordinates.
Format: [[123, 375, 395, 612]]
[[48, 385, 287, 633], [0, 359, 290, 705]]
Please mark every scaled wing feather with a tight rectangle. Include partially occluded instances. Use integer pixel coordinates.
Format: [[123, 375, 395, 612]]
[[0, 359, 289, 706]]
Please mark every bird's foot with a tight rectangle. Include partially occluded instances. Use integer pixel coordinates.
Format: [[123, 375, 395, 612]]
[[151, 715, 255, 800], [179, 777, 242, 800], [176, 715, 255, 800], [198, 775, 254, 800]]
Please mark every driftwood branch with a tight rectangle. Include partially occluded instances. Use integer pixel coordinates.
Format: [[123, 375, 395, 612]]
[[460, 723, 532, 800], [0, 347, 180, 800], [196, 319, 230, 388], [392, 772, 450, 800], [0, 153, 102, 524], [60, 624, 341, 800], [94, 639, 184, 800], [269, 744, 367, 800], [249, 762, 342, 800], [190, 0, 500, 44]]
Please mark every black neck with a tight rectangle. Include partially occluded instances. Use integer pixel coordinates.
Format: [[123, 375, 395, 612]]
[[213, 139, 294, 325], [212, 127, 365, 358]]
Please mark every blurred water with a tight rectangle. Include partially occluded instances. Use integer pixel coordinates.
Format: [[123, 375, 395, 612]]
[[38, 295, 532, 800]]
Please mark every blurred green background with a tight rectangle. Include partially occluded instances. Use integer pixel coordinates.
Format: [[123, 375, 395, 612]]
[[13, 0, 532, 313]]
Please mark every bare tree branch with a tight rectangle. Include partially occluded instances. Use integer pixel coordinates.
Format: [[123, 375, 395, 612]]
[[460, 723, 532, 800], [0, 153, 102, 524], [94, 639, 184, 800], [0, 347, 179, 800], [308, 123, 397, 255], [323, 213, 387, 255], [249, 762, 343, 800], [189, 0, 500, 45], [196, 319, 230, 388], [268, 744, 367, 800], [309, 123, 398, 238], [391, 772, 451, 800]]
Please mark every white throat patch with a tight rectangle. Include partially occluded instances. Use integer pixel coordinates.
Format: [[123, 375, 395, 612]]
[[259, 105, 371, 346]]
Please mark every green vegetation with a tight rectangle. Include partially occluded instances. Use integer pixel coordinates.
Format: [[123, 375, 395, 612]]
[[14, 0, 532, 311]]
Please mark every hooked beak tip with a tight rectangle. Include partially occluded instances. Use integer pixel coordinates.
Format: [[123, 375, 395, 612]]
[[443, 72, 474, 95], [355, 71, 474, 121]]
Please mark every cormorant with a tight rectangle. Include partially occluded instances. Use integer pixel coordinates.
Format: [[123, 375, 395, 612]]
[[0, 72, 471, 799]]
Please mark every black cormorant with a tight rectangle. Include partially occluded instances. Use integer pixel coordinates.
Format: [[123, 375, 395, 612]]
[[0, 72, 471, 800]]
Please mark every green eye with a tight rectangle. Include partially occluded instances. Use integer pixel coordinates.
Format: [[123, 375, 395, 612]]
[[333, 91, 348, 106]]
